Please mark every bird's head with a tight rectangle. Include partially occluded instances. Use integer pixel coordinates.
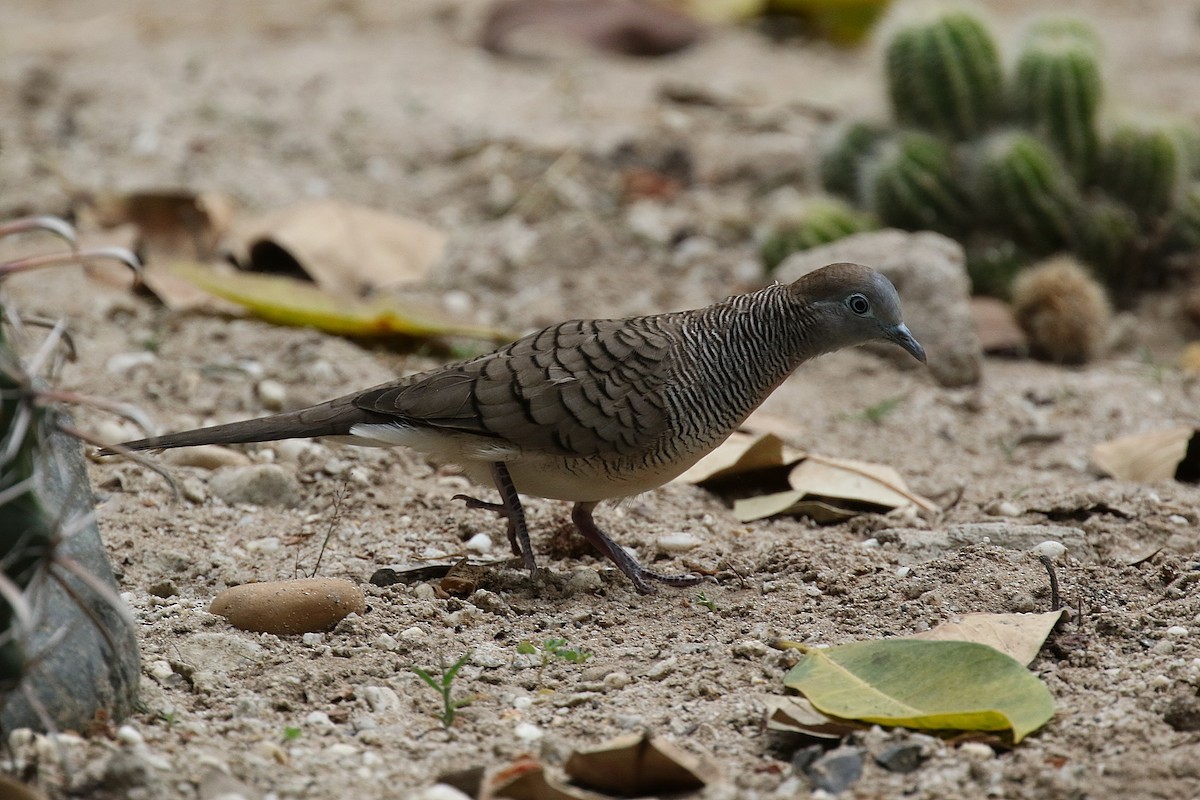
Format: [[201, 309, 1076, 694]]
[[786, 262, 927, 363]]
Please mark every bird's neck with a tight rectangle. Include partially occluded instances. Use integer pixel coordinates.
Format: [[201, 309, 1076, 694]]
[[663, 284, 825, 452]]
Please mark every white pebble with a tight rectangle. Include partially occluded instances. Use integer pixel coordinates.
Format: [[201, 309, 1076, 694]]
[[959, 742, 994, 760], [655, 532, 701, 553], [106, 351, 157, 376], [256, 379, 287, 411], [1152, 639, 1175, 655], [302, 632, 324, 646], [1032, 541, 1066, 560], [1167, 626, 1189, 639], [513, 722, 543, 742], [116, 725, 144, 746], [465, 533, 493, 554], [399, 626, 426, 641], [273, 439, 317, 463], [363, 686, 401, 713], [374, 633, 400, 652], [442, 290, 474, 316], [245, 536, 281, 553], [305, 711, 334, 727], [415, 785, 474, 800], [1169, 515, 1189, 525], [858, 537, 880, 549], [895, 566, 911, 578], [603, 671, 632, 690], [512, 695, 534, 710], [327, 743, 358, 758]]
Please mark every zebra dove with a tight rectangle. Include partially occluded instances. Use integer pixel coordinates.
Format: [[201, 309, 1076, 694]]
[[103, 262, 925, 593]]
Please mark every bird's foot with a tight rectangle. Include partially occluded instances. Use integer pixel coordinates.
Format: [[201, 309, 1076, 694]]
[[570, 502, 701, 595], [453, 493, 527, 562]]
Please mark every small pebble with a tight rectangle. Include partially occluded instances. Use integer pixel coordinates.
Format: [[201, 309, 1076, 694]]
[[645, 657, 677, 680], [731, 639, 770, 659], [181, 476, 208, 504], [958, 742, 994, 760], [163, 445, 251, 470], [564, 568, 603, 596], [1167, 626, 1189, 639], [209, 577, 365, 635], [1032, 541, 1066, 560], [806, 746, 863, 794], [363, 686, 401, 713], [464, 533, 492, 554], [1153, 639, 1176, 655], [302, 632, 324, 646], [986, 500, 1021, 517], [256, 379, 287, 411], [116, 725, 144, 747], [305, 711, 334, 728], [400, 626, 426, 641], [875, 742, 926, 773], [106, 351, 157, 376], [374, 633, 400, 652], [895, 566, 911, 579], [209, 464, 302, 507], [656, 532, 701, 553], [512, 696, 534, 710], [603, 671, 632, 690], [513, 722, 543, 742], [415, 785, 473, 800]]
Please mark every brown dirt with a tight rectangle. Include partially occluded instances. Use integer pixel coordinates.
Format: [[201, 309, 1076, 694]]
[[4, 1, 1200, 798]]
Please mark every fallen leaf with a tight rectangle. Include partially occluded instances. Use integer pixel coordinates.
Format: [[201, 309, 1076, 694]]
[[234, 199, 445, 297], [733, 491, 858, 523], [783, 640, 1055, 743], [1091, 427, 1199, 482], [489, 755, 600, 800], [82, 189, 235, 262], [676, 430, 803, 485], [910, 611, 1064, 666], [762, 695, 862, 739], [168, 261, 510, 341], [766, 0, 892, 44], [563, 733, 718, 795], [481, 0, 703, 58]]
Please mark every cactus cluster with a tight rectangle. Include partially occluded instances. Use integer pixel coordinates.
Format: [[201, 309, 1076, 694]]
[[766, 3, 1200, 299]]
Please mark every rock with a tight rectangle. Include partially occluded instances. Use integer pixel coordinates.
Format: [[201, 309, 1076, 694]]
[[805, 746, 864, 794], [875, 742, 927, 773], [655, 532, 701, 553], [363, 686, 401, 714], [162, 445, 251, 470], [776, 230, 982, 387], [208, 464, 302, 507], [209, 577, 365, 635], [198, 765, 258, 800], [255, 379, 287, 411], [1163, 694, 1200, 732]]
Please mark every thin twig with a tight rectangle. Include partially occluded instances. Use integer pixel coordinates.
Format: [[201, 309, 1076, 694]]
[[309, 480, 350, 578], [1038, 554, 1061, 611]]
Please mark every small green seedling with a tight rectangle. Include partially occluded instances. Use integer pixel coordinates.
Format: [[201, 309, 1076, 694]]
[[282, 726, 302, 742], [860, 395, 903, 425], [517, 638, 592, 686], [695, 592, 718, 613], [412, 651, 474, 728]]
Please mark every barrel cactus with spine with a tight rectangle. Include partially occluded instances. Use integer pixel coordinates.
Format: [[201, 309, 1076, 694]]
[[884, 4, 1004, 141], [760, 198, 879, 271], [860, 130, 973, 236], [1009, 17, 1103, 184], [1097, 120, 1184, 222], [968, 131, 1081, 255], [820, 120, 889, 201]]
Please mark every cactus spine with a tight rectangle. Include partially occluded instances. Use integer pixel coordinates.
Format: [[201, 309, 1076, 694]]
[[861, 131, 973, 235], [1010, 17, 1103, 184], [761, 199, 877, 271], [885, 6, 1004, 141]]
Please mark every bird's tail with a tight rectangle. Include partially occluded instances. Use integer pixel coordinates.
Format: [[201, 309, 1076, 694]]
[[97, 396, 388, 455]]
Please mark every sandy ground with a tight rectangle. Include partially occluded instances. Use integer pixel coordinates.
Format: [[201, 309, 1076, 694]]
[[4, 1, 1200, 798]]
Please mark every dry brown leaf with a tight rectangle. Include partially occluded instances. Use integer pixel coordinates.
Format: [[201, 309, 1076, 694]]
[[1091, 427, 1198, 482], [233, 199, 445, 297], [82, 189, 236, 262], [487, 756, 600, 800], [762, 695, 861, 739], [790, 455, 937, 511], [910, 611, 1065, 666], [676, 430, 803, 485], [563, 733, 718, 796]]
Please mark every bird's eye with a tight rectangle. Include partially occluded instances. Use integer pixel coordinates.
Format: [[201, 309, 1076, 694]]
[[847, 293, 870, 315]]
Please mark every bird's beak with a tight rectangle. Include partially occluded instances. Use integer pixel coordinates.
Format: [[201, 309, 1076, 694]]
[[889, 323, 927, 363]]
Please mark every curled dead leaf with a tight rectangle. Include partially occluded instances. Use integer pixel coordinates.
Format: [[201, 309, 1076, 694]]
[[1092, 427, 1200, 483], [910, 611, 1065, 667], [563, 733, 718, 796]]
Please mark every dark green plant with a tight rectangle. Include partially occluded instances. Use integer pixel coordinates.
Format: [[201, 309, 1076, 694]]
[[862, 131, 973, 236], [964, 235, 1029, 298], [969, 131, 1080, 255], [1163, 182, 1200, 253], [760, 199, 878, 271], [412, 651, 474, 728], [1010, 17, 1103, 183], [1069, 196, 1140, 288], [1097, 120, 1184, 222], [819, 121, 888, 200], [884, 6, 1004, 141]]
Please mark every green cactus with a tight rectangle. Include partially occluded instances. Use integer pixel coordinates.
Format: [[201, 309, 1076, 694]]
[[861, 131, 973, 235], [1010, 17, 1103, 184], [1097, 120, 1182, 221], [964, 235, 1029, 297], [1163, 181, 1200, 253], [1168, 123, 1200, 179], [819, 120, 888, 200], [761, 199, 878, 271], [969, 131, 1081, 254], [1069, 196, 1140, 287], [884, 6, 1005, 141]]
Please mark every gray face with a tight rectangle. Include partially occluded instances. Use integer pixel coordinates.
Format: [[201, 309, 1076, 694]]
[[790, 263, 927, 363]]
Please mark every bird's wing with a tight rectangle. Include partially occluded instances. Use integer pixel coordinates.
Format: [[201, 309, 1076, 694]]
[[354, 317, 680, 457]]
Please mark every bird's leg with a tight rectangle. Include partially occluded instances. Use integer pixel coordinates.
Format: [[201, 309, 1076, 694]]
[[570, 502, 702, 595], [452, 462, 536, 575]]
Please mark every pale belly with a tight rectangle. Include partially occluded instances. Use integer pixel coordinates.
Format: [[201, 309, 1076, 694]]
[[348, 421, 719, 503]]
